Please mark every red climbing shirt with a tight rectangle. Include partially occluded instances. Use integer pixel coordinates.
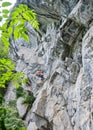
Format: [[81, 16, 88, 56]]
[[36, 71, 42, 76]]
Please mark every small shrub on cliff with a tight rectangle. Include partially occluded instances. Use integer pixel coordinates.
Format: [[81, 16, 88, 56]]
[[16, 87, 24, 98], [16, 87, 35, 108], [23, 93, 35, 107], [0, 105, 26, 130]]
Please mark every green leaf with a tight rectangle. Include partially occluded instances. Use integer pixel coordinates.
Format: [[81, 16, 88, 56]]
[[27, 10, 36, 19], [10, 19, 19, 26], [30, 20, 39, 30], [0, 16, 2, 21], [22, 13, 30, 21], [1, 36, 9, 47], [14, 26, 20, 40], [14, 31, 19, 40], [14, 7, 22, 14], [3, 14, 8, 18], [2, 23, 8, 30], [18, 4, 27, 12], [2, 32, 9, 38], [18, 18, 25, 24], [0, 26, 2, 30], [0, 3, 39, 45], [2, 9, 9, 14], [19, 127, 26, 130], [2, 2, 12, 7], [8, 26, 12, 36], [11, 11, 19, 19], [19, 28, 27, 33], [21, 33, 29, 41], [25, 11, 34, 20], [16, 23, 24, 29]]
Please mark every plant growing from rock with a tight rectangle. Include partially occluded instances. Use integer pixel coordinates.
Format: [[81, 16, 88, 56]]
[[16, 87, 35, 108], [0, 105, 26, 130], [23, 93, 35, 108]]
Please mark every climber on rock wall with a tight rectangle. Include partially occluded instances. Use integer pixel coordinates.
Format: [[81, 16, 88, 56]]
[[36, 70, 44, 80]]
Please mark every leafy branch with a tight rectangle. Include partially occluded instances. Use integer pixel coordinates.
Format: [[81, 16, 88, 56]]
[[0, 1, 12, 21], [0, 4, 39, 46], [0, 105, 26, 130], [0, 3, 39, 88]]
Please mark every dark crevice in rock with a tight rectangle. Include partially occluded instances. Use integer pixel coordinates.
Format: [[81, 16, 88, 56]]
[[53, 38, 70, 60], [60, 18, 86, 46], [41, 121, 53, 130], [50, 71, 59, 84]]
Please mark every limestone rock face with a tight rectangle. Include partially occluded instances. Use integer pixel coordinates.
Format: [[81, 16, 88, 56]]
[[16, 97, 29, 118], [6, 0, 93, 130], [27, 122, 37, 130], [4, 83, 16, 104]]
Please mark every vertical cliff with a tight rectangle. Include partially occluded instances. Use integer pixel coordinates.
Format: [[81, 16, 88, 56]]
[[5, 0, 93, 130]]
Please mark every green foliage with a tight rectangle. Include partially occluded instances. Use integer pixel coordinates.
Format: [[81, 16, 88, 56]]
[[23, 93, 35, 107], [0, 58, 14, 88], [0, 3, 39, 88], [0, 40, 26, 89], [0, 57, 26, 88], [0, 16, 2, 22], [8, 100, 16, 107], [0, 3, 37, 128], [0, 58, 26, 88], [0, 2, 36, 130], [11, 4, 39, 40], [0, 93, 3, 104], [0, 105, 26, 130], [2, 2, 12, 7], [0, 4, 39, 46], [0, 2, 11, 22], [0, 40, 8, 59], [0, 3, 31, 89], [12, 72, 27, 88], [16, 87, 24, 98], [16, 87, 35, 107], [2, 9, 9, 14]]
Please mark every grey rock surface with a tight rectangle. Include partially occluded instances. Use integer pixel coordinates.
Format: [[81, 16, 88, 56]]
[[5, 0, 93, 130], [4, 82, 16, 104], [16, 97, 29, 118], [27, 122, 37, 130]]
